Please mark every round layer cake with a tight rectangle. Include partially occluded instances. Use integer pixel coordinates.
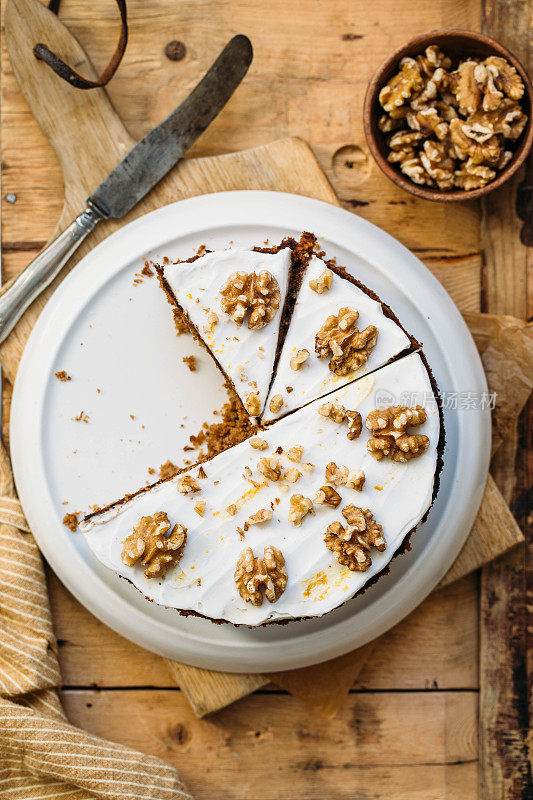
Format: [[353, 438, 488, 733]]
[[80, 233, 443, 626]]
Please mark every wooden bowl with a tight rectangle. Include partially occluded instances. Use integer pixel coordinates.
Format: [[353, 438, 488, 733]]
[[363, 29, 533, 202]]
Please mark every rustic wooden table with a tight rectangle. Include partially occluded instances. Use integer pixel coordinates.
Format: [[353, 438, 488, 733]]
[[1, 1, 530, 798]]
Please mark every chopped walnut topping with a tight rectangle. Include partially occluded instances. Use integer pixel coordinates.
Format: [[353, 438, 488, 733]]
[[318, 402, 362, 441], [203, 311, 219, 335], [299, 462, 315, 472], [318, 401, 347, 423], [287, 446, 304, 462], [288, 494, 315, 526], [366, 404, 430, 462], [379, 47, 528, 191], [309, 268, 334, 294], [194, 499, 206, 516], [249, 437, 268, 450], [247, 508, 273, 525], [269, 394, 284, 414], [316, 308, 378, 376], [324, 462, 364, 490], [220, 271, 281, 329], [290, 349, 310, 371], [234, 546, 287, 605], [314, 485, 342, 508], [245, 392, 261, 416], [346, 409, 362, 440], [324, 508, 385, 572], [283, 467, 301, 484], [257, 456, 282, 481], [121, 512, 187, 578], [176, 474, 200, 494], [55, 370, 71, 382], [346, 469, 365, 491]]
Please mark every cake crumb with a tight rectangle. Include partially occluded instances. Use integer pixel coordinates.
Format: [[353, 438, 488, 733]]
[[55, 370, 71, 382], [186, 396, 257, 461], [159, 460, 179, 480], [142, 262, 154, 277], [286, 386, 293, 393], [148, 467, 156, 475], [130, 414, 135, 420], [73, 411, 89, 423], [183, 355, 197, 372], [62, 513, 78, 532], [173, 309, 191, 337]]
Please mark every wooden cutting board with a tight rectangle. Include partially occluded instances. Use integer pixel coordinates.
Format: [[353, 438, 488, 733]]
[[3, 0, 523, 717]]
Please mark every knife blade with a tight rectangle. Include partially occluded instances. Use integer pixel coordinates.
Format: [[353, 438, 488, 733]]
[[90, 34, 253, 218], [0, 34, 253, 344]]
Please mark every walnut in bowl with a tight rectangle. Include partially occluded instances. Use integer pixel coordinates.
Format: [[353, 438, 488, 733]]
[[364, 30, 533, 201]]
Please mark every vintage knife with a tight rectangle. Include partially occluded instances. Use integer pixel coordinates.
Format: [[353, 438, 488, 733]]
[[0, 34, 252, 344]]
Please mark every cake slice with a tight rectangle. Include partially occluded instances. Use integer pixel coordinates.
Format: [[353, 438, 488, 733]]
[[157, 247, 292, 416], [262, 254, 412, 422], [80, 351, 441, 626]]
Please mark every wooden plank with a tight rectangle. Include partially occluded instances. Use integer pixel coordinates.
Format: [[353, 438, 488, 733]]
[[60, 688, 478, 800], [1, 0, 482, 254], [49, 571, 479, 690], [480, 1, 532, 797]]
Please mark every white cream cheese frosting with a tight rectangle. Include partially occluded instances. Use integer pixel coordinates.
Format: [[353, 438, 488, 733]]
[[262, 255, 411, 422], [80, 352, 440, 626], [163, 248, 292, 415]]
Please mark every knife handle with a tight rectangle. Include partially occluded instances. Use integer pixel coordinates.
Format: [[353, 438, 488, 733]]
[[0, 204, 102, 345]]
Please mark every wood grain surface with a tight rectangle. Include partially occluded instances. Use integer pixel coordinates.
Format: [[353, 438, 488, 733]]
[[1, 0, 531, 796]]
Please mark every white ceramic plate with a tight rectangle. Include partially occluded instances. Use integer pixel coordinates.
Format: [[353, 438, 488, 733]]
[[11, 191, 490, 672]]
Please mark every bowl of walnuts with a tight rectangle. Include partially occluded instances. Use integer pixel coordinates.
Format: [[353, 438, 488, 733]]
[[363, 30, 533, 201]]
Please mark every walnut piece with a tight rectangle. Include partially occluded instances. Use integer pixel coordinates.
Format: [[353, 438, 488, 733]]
[[325, 462, 365, 490], [290, 349, 310, 371], [257, 456, 282, 481], [287, 445, 304, 462], [247, 508, 273, 526], [378, 47, 528, 192], [283, 467, 301, 484], [318, 402, 362, 440], [234, 546, 287, 606], [288, 494, 315, 526], [249, 437, 268, 450], [176, 474, 200, 494], [366, 404, 430, 462], [245, 392, 261, 416], [121, 512, 187, 578], [309, 268, 334, 294], [269, 394, 284, 413], [324, 508, 385, 572], [318, 400, 347, 423], [379, 58, 424, 113], [194, 499, 206, 516], [315, 307, 378, 376], [220, 271, 281, 329], [314, 485, 342, 508]]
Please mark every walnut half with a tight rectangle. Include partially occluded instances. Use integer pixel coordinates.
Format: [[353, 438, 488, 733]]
[[220, 271, 281, 329], [121, 512, 187, 578], [366, 405, 430, 462], [324, 507, 385, 572], [315, 307, 378, 376], [234, 546, 288, 606]]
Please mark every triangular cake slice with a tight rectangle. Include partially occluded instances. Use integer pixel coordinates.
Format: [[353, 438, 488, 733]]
[[158, 247, 293, 415], [80, 352, 441, 627], [262, 254, 412, 422]]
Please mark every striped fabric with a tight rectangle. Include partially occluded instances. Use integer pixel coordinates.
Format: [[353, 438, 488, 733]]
[[0, 446, 193, 800]]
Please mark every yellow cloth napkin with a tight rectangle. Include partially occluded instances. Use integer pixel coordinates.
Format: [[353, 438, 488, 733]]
[[0, 446, 193, 800]]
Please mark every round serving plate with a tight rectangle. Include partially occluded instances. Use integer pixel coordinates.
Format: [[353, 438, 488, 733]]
[[11, 191, 490, 672]]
